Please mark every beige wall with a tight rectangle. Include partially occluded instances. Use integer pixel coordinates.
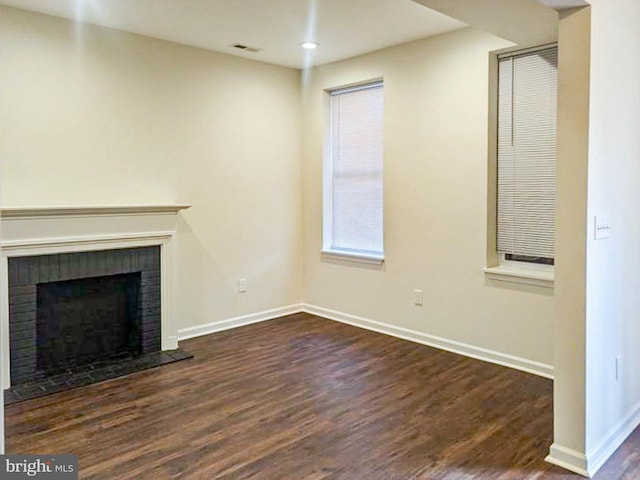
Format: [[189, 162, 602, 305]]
[[584, 0, 640, 465], [301, 28, 555, 368], [0, 7, 558, 372], [0, 6, 303, 331]]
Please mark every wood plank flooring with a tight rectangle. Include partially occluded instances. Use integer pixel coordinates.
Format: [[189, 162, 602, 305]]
[[5, 313, 639, 479]]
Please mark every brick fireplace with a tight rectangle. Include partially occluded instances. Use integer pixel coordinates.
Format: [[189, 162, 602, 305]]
[[9, 246, 161, 385], [0, 204, 190, 390]]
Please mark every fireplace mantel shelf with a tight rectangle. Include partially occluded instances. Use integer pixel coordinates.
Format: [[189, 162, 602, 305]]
[[1, 204, 191, 219]]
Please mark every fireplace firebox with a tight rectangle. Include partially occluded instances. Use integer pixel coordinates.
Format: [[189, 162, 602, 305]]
[[36, 272, 142, 375]]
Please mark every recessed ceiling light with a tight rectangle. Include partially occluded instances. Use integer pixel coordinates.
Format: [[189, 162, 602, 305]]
[[301, 42, 319, 50]]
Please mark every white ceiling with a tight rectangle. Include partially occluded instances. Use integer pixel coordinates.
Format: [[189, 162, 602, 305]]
[[0, 0, 467, 69]]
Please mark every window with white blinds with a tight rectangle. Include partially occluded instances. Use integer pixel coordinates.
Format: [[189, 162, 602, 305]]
[[324, 81, 384, 259], [497, 46, 558, 262]]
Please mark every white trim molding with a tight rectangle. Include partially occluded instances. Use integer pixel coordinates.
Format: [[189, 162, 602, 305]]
[[321, 249, 384, 266], [1, 231, 176, 253], [546, 444, 589, 477], [584, 398, 640, 478], [175, 302, 553, 379], [546, 398, 640, 480], [301, 304, 554, 379], [177, 304, 303, 341], [484, 265, 554, 288], [178, 303, 553, 379], [1, 204, 191, 220]]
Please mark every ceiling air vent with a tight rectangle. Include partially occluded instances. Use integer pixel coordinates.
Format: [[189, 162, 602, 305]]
[[231, 44, 262, 53]]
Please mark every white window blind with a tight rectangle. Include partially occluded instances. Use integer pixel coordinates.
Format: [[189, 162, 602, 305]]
[[497, 46, 558, 259], [327, 81, 384, 256]]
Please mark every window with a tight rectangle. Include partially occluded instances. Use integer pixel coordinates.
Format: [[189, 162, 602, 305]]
[[323, 81, 384, 263], [496, 46, 558, 267]]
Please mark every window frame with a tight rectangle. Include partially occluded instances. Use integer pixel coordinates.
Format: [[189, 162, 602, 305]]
[[321, 79, 385, 266], [485, 44, 557, 288]]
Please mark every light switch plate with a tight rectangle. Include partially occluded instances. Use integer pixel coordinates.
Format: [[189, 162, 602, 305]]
[[413, 289, 423, 306], [594, 216, 611, 240]]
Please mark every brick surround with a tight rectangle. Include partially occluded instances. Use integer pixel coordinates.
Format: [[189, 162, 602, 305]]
[[8, 246, 161, 385]]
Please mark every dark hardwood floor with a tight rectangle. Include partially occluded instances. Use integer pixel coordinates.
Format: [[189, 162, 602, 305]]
[[5, 312, 639, 479]]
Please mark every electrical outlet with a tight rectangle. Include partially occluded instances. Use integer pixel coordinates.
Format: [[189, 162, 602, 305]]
[[616, 355, 622, 381], [413, 289, 423, 306], [237, 278, 247, 293]]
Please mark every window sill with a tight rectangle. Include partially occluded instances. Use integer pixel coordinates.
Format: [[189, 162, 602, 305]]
[[321, 249, 385, 266], [484, 265, 554, 288]]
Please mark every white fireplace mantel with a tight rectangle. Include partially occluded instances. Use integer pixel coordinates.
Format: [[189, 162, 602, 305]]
[[0, 204, 190, 388], [1, 204, 191, 220]]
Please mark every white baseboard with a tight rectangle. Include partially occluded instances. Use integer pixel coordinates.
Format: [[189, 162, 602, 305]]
[[546, 444, 589, 477], [177, 304, 303, 341], [545, 398, 640, 478], [176, 302, 553, 379], [585, 397, 640, 477], [301, 304, 554, 379]]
